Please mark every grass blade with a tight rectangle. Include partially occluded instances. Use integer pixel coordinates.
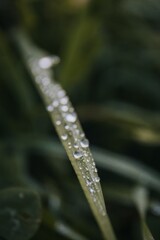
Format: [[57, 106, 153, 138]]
[[13, 29, 116, 240], [132, 186, 155, 240]]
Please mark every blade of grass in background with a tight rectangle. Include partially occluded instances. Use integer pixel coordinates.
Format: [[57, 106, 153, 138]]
[[132, 186, 155, 240]]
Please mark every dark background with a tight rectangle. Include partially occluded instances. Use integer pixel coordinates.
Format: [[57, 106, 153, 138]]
[[0, 0, 160, 239]]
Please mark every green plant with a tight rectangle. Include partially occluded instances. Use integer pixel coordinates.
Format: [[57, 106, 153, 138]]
[[14, 29, 116, 240]]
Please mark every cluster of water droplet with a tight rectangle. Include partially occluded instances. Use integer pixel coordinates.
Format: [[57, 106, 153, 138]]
[[26, 53, 106, 217]]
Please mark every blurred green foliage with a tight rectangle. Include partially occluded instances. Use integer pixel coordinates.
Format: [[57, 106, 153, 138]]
[[0, 0, 160, 239]]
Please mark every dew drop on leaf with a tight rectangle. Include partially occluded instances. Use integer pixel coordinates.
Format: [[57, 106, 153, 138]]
[[61, 134, 68, 141], [73, 150, 83, 159], [60, 97, 69, 105], [61, 105, 69, 112], [64, 124, 70, 130], [65, 113, 77, 123], [89, 187, 95, 194], [39, 56, 56, 69], [53, 100, 59, 107], [56, 120, 61, 126], [74, 143, 79, 149], [46, 104, 54, 112], [80, 138, 89, 148], [94, 177, 100, 183], [57, 90, 66, 98]]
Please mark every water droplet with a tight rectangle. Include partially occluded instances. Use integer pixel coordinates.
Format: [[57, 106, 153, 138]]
[[80, 138, 89, 148], [94, 177, 100, 183], [47, 105, 54, 112], [102, 211, 106, 216], [39, 56, 60, 69], [53, 100, 59, 107], [61, 134, 68, 141], [68, 142, 72, 149], [39, 57, 53, 69], [41, 77, 50, 86], [75, 129, 80, 135], [86, 179, 92, 186], [73, 150, 83, 159], [73, 143, 79, 149], [57, 90, 66, 98], [65, 113, 77, 123], [60, 97, 69, 105], [56, 120, 61, 126], [65, 124, 70, 130], [89, 187, 95, 194], [61, 105, 68, 112]]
